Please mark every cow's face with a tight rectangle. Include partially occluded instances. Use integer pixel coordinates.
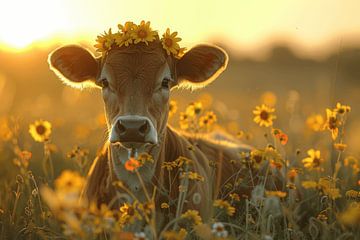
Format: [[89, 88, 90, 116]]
[[49, 41, 228, 151]]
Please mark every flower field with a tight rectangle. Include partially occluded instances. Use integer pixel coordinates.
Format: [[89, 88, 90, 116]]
[[0, 95, 359, 239]]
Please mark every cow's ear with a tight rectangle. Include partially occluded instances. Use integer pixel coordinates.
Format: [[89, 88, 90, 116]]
[[176, 44, 228, 90], [48, 45, 100, 89]]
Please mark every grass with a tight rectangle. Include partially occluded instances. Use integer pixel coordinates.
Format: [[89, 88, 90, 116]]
[[0, 100, 359, 240]]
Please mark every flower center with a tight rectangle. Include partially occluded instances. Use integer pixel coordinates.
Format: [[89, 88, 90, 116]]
[[138, 29, 147, 38], [313, 157, 321, 167], [36, 125, 46, 135], [329, 117, 337, 129], [165, 38, 173, 47], [260, 110, 269, 120]]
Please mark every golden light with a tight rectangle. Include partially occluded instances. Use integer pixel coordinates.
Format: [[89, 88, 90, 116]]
[[0, 0, 70, 50]]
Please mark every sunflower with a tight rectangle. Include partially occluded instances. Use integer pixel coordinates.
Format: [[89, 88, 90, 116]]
[[213, 199, 236, 216], [306, 114, 324, 131], [186, 102, 203, 117], [29, 119, 52, 142], [94, 28, 115, 53], [161, 28, 182, 55], [54, 170, 85, 193], [131, 20, 157, 45], [253, 104, 276, 127], [302, 149, 322, 170], [323, 108, 340, 140]]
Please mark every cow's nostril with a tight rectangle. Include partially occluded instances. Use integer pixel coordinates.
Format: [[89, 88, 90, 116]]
[[139, 121, 149, 136], [117, 121, 126, 135]]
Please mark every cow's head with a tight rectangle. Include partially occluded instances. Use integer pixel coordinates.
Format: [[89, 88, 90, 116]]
[[49, 41, 227, 147], [48, 40, 228, 190]]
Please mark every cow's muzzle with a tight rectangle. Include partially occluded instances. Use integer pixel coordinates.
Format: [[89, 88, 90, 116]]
[[110, 115, 158, 148]]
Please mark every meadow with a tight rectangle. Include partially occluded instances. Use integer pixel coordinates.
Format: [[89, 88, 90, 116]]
[[0, 44, 359, 239]]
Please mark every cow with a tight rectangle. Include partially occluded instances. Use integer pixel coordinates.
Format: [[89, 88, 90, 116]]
[[48, 34, 251, 222]]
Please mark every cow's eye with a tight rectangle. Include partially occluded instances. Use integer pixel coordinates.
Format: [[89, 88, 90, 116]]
[[100, 78, 109, 88], [161, 78, 170, 89]]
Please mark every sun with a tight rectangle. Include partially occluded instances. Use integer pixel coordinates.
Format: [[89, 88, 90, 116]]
[[0, 0, 70, 50]]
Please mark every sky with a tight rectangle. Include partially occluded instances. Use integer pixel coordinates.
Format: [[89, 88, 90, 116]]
[[1, 0, 360, 58]]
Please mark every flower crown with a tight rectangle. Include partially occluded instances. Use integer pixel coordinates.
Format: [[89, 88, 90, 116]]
[[94, 20, 185, 59]]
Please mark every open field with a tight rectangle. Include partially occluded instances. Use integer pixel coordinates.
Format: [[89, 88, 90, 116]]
[[0, 44, 359, 239]]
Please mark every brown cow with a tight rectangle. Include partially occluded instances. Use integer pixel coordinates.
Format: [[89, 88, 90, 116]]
[[48, 40, 250, 221]]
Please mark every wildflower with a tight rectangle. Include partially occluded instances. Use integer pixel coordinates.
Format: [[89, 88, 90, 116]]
[[199, 111, 217, 129], [334, 102, 351, 114], [29, 119, 52, 142], [272, 128, 288, 145], [131, 20, 157, 45], [55, 170, 85, 194], [265, 191, 287, 198], [176, 156, 193, 167], [333, 143, 347, 151], [119, 202, 142, 224], [138, 201, 154, 216], [287, 168, 301, 182], [0, 117, 13, 141], [261, 91, 277, 107], [181, 171, 204, 182], [124, 157, 141, 172], [161, 28, 182, 55], [181, 210, 202, 225], [345, 190, 360, 200], [161, 161, 177, 171], [229, 193, 240, 201], [161, 203, 170, 209], [306, 114, 324, 132], [134, 232, 147, 240], [213, 199, 235, 216], [323, 109, 340, 140], [250, 149, 264, 166], [186, 102, 203, 117], [211, 222, 228, 238], [253, 104, 276, 127], [169, 100, 177, 117], [318, 177, 341, 200], [137, 152, 154, 165], [115, 21, 135, 47], [302, 149, 322, 170], [301, 181, 318, 189], [94, 28, 115, 53], [179, 112, 190, 130]]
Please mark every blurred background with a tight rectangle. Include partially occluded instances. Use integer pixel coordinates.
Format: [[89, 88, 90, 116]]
[[0, 0, 359, 167]]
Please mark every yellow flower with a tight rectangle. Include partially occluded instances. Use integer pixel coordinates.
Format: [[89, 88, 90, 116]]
[[0, 117, 13, 141], [179, 112, 190, 130], [169, 100, 178, 117], [186, 102, 203, 117], [302, 149, 322, 170], [119, 202, 142, 224], [345, 190, 360, 200], [306, 114, 324, 132], [260, 91, 277, 107], [181, 210, 202, 225], [333, 143, 347, 152], [175, 156, 193, 167], [115, 22, 135, 47], [253, 104, 276, 127], [213, 199, 236, 216], [323, 108, 340, 140], [318, 177, 341, 200], [334, 102, 351, 114], [199, 111, 217, 129], [29, 119, 52, 142], [131, 20, 157, 45], [161, 203, 170, 209], [301, 181, 318, 189], [55, 170, 85, 193], [181, 171, 205, 182], [161, 28, 182, 55], [161, 161, 177, 171], [229, 193, 240, 201], [94, 28, 115, 53], [265, 191, 287, 198]]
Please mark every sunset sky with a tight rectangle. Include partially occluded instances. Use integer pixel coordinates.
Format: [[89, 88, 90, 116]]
[[1, 0, 360, 58]]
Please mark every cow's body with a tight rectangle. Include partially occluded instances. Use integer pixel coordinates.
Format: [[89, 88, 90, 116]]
[[84, 126, 250, 220]]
